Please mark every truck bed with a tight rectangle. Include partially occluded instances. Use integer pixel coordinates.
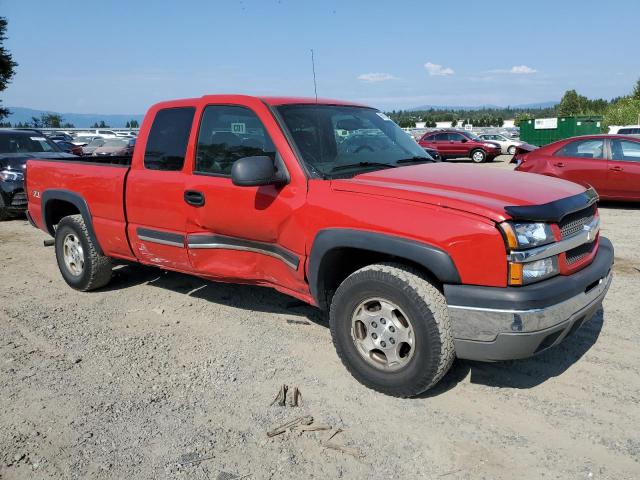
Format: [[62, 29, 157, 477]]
[[26, 157, 135, 260]]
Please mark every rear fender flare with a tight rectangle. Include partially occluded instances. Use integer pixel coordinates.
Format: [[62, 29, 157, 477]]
[[41, 189, 103, 255]]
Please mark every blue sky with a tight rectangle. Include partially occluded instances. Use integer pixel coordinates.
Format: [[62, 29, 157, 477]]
[[2, 0, 638, 113]]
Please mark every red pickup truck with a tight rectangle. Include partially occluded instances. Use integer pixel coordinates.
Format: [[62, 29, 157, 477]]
[[26, 95, 613, 397]]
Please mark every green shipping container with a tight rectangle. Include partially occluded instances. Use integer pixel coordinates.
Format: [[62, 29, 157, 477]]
[[519, 116, 603, 146]]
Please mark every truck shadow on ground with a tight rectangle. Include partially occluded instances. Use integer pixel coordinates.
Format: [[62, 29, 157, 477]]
[[105, 263, 604, 396], [424, 307, 605, 397], [105, 263, 326, 326]]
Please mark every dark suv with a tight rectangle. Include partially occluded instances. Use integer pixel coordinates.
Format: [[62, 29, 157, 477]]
[[0, 129, 75, 220], [418, 129, 501, 163]]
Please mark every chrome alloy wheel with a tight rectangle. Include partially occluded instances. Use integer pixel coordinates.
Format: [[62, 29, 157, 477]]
[[472, 150, 485, 162], [351, 298, 415, 371], [63, 233, 85, 276]]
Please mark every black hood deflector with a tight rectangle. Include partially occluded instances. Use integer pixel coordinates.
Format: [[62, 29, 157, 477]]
[[504, 187, 598, 223]]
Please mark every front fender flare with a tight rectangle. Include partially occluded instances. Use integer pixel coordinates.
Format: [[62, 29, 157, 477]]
[[308, 229, 461, 309]]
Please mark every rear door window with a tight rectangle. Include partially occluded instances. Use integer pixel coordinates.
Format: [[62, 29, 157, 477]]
[[555, 139, 604, 159], [144, 107, 195, 171], [448, 133, 466, 142], [611, 139, 640, 162]]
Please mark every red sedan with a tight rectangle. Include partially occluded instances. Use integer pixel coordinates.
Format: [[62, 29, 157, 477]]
[[515, 135, 640, 201]]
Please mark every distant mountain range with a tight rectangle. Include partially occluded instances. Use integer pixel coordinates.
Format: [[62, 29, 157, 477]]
[[409, 101, 558, 111], [4, 107, 144, 128]]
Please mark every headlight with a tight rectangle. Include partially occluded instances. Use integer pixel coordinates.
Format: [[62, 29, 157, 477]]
[[500, 222, 555, 249], [509, 257, 559, 285], [483, 143, 497, 149], [0, 169, 24, 182]]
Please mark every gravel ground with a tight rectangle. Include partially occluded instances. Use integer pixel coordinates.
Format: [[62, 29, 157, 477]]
[[1, 156, 639, 479]]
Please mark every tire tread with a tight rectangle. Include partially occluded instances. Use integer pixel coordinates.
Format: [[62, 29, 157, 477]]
[[329, 262, 455, 397]]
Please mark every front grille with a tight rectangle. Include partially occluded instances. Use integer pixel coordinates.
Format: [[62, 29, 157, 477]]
[[566, 240, 597, 265], [10, 190, 27, 207], [559, 204, 596, 239]]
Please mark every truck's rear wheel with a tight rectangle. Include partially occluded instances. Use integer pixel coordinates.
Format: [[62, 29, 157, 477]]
[[55, 214, 112, 291], [329, 263, 455, 397]]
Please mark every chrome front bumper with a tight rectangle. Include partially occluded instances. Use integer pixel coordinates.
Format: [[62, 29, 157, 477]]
[[444, 237, 614, 361]]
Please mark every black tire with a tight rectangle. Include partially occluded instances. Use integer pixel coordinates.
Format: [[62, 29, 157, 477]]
[[55, 214, 112, 291], [507, 145, 517, 155], [470, 149, 486, 163], [329, 263, 455, 397]]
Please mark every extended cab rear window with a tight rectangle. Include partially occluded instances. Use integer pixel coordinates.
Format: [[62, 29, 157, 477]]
[[144, 107, 195, 171]]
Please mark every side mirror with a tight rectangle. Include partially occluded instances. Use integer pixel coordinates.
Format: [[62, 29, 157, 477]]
[[231, 156, 277, 187], [460, 138, 468, 143]]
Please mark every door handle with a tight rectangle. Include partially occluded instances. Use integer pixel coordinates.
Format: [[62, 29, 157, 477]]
[[609, 166, 624, 172], [184, 190, 205, 207], [553, 162, 565, 167]]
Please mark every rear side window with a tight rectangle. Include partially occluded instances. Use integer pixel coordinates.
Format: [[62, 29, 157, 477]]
[[555, 139, 604, 159], [611, 139, 640, 162], [144, 107, 195, 171], [195, 105, 276, 176]]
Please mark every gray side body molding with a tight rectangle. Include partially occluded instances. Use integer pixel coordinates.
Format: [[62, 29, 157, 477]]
[[41, 189, 103, 255], [308, 229, 461, 309]]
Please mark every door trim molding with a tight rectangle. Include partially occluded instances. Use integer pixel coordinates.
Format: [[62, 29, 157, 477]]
[[136, 227, 185, 248], [187, 233, 299, 270]]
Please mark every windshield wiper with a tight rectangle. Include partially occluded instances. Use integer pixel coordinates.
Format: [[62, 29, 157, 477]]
[[330, 161, 397, 173], [396, 156, 434, 165]]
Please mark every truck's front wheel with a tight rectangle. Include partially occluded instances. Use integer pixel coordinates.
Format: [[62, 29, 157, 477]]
[[55, 214, 112, 291], [329, 263, 455, 397]]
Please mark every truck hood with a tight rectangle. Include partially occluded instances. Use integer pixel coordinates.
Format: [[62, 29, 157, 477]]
[[330, 163, 586, 222]]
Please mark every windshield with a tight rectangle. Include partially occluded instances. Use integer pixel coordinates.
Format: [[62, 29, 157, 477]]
[[276, 105, 433, 177], [0, 132, 61, 154]]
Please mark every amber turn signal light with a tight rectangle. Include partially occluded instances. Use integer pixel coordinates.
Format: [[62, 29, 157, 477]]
[[509, 262, 523, 286], [500, 222, 519, 249]]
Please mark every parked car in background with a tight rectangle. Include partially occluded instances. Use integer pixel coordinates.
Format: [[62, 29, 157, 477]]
[[115, 131, 137, 137], [478, 133, 523, 155], [0, 129, 75, 220], [92, 137, 135, 156], [46, 132, 74, 142], [71, 134, 96, 146], [418, 129, 501, 163], [84, 129, 118, 138], [52, 140, 83, 156], [608, 125, 640, 135], [515, 134, 640, 201], [82, 137, 106, 156]]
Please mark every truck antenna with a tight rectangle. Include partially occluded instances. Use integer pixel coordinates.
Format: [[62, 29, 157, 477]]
[[311, 49, 318, 103]]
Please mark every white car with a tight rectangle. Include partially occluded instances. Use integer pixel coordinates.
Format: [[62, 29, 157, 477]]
[[609, 125, 640, 136], [478, 133, 523, 155]]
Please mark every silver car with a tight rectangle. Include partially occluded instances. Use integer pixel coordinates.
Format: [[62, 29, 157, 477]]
[[478, 133, 523, 155]]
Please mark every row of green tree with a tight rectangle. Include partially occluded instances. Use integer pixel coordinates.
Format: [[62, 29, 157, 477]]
[[0, 113, 139, 129], [513, 80, 640, 129], [388, 106, 557, 129], [387, 79, 640, 130]]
